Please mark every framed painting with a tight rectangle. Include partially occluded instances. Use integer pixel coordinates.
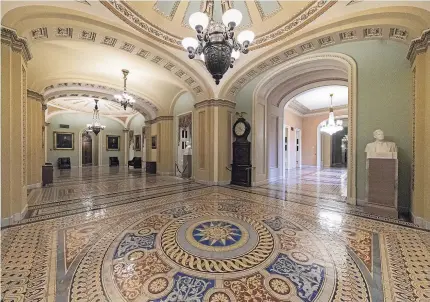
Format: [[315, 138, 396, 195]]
[[54, 131, 74, 150], [151, 136, 157, 149], [134, 134, 141, 151], [106, 135, 120, 151]]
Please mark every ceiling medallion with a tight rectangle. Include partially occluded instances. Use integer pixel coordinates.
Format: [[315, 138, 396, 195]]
[[114, 69, 135, 110], [182, 0, 255, 85], [86, 99, 106, 135], [320, 93, 343, 135]]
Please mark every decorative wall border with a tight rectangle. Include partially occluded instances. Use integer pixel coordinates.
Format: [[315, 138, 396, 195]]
[[27, 25, 204, 95], [99, 0, 334, 50], [406, 29, 430, 65], [194, 99, 236, 110], [146, 116, 174, 125], [1, 27, 32, 62], [223, 25, 410, 97]]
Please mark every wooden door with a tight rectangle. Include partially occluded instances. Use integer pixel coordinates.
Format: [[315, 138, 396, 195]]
[[82, 133, 92, 165]]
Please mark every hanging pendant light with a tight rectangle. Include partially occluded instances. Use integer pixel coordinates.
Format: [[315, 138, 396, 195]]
[[320, 93, 343, 135], [86, 99, 105, 135], [114, 69, 135, 110], [182, 0, 255, 85]]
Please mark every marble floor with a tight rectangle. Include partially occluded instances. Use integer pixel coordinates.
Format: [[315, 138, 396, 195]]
[[2, 167, 429, 301]]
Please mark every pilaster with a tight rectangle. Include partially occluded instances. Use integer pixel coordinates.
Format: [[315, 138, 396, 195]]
[[1, 27, 32, 225], [155, 116, 174, 175], [193, 99, 236, 185], [408, 29, 430, 229], [123, 129, 129, 165]]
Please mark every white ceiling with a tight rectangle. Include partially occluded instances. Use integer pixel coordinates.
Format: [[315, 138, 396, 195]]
[[294, 85, 348, 110]]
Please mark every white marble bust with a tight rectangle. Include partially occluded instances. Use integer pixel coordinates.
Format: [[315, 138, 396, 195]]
[[184, 141, 192, 155], [365, 129, 397, 154]]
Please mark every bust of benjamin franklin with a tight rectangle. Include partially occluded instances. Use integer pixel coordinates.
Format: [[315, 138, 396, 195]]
[[365, 129, 397, 154]]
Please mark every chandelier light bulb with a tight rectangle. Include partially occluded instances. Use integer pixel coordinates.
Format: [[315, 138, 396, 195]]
[[231, 50, 240, 60], [181, 37, 199, 50], [237, 30, 255, 45], [189, 12, 209, 31], [222, 9, 242, 27]]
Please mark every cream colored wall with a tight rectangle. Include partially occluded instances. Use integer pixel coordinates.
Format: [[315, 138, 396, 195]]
[[26, 96, 44, 187], [301, 108, 348, 166], [411, 49, 430, 227], [284, 109, 303, 169], [322, 133, 332, 168], [1, 43, 28, 223]]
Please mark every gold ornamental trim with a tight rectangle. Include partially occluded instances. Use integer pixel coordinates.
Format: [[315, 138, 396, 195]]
[[27, 89, 44, 103]]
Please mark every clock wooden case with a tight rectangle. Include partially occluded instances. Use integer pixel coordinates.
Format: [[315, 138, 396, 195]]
[[231, 117, 252, 187]]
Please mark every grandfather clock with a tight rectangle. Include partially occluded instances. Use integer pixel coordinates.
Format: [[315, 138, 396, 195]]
[[231, 114, 252, 186]]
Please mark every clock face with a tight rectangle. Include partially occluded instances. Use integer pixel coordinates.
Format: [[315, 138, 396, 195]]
[[234, 122, 246, 136]]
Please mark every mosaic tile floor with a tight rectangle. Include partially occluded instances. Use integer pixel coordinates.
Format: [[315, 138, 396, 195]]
[[2, 168, 430, 301]]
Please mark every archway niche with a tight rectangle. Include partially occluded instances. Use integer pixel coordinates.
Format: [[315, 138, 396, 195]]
[[252, 52, 357, 204]]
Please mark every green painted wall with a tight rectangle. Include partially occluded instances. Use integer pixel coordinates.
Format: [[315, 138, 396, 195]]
[[317, 40, 412, 211], [234, 40, 412, 212], [47, 112, 126, 166]]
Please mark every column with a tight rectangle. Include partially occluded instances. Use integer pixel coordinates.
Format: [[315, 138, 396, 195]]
[[153, 116, 174, 175], [193, 99, 235, 185], [27, 90, 44, 187], [123, 129, 129, 166], [408, 29, 430, 229], [144, 121, 152, 162], [1, 27, 32, 225], [44, 121, 49, 163]]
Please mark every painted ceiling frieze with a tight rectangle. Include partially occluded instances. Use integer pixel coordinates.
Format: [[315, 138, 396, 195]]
[[100, 0, 335, 50]]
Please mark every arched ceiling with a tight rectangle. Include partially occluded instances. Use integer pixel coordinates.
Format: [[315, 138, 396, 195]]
[[49, 97, 137, 116], [2, 1, 430, 104], [294, 85, 348, 110]]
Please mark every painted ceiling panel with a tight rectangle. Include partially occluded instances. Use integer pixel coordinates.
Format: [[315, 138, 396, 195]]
[[153, 1, 180, 20]]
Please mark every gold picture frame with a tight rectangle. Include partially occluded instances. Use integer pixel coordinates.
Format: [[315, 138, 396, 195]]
[[106, 135, 120, 151], [134, 134, 141, 151], [53, 131, 74, 150]]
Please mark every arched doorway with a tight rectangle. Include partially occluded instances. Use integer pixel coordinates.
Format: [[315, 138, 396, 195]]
[[252, 52, 357, 204], [82, 132, 93, 166]]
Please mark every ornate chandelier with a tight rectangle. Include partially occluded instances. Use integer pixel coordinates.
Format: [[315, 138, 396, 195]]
[[320, 93, 343, 135], [86, 99, 105, 135], [182, 0, 255, 85], [115, 69, 135, 110]]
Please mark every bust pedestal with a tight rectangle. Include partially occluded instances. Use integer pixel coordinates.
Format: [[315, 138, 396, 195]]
[[365, 152, 398, 218], [182, 155, 192, 178]]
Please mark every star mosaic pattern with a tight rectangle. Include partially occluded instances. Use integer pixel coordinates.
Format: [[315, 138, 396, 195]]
[[192, 221, 242, 247]]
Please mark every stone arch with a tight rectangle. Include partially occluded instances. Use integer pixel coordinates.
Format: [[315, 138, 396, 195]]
[[252, 52, 357, 204]]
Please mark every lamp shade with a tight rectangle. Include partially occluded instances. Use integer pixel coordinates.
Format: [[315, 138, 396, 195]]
[[181, 37, 199, 50], [222, 9, 242, 27], [231, 50, 240, 60], [237, 30, 255, 44], [189, 12, 209, 30]]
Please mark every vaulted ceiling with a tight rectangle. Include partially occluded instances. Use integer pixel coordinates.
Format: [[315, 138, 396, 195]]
[[2, 1, 430, 116]]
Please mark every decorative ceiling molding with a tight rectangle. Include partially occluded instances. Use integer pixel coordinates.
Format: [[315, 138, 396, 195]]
[[146, 115, 174, 125], [27, 25, 204, 95], [1, 27, 32, 62], [194, 99, 236, 110], [224, 25, 409, 97], [100, 0, 334, 50], [254, 0, 283, 21], [152, 1, 181, 21], [288, 100, 309, 115], [288, 102, 349, 117], [42, 82, 158, 119], [407, 29, 430, 65], [27, 89, 44, 103]]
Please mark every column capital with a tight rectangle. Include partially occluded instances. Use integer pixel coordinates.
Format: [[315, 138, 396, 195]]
[[27, 89, 44, 103], [1, 27, 32, 62], [407, 28, 430, 65], [194, 99, 236, 110], [146, 116, 174, 125]]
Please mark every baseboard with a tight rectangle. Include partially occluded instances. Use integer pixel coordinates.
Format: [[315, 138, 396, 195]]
[[411, 212, 430, 230], [27, 183, 42, 189], [2, 204, 28, 227]]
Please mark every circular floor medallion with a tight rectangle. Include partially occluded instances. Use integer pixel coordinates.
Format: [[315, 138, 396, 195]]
[[160, 212, 275, 273]]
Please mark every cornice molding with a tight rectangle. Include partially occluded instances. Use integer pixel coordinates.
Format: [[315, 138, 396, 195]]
[[288, 100, 310, 115], [27, 89, 44, 103], [146, 116, 174, 125], [194, 99, 236, 110], [1, 27, 32, 62], [407, 29, 430, 65]]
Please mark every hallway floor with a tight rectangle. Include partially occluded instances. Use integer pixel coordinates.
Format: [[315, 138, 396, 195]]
[[2, 167, 429, 301]]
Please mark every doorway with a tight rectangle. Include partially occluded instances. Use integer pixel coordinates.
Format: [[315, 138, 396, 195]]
[[284, 125, 289, 170], [295, 129, 301, 168], [82, 132, 92, 166]]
